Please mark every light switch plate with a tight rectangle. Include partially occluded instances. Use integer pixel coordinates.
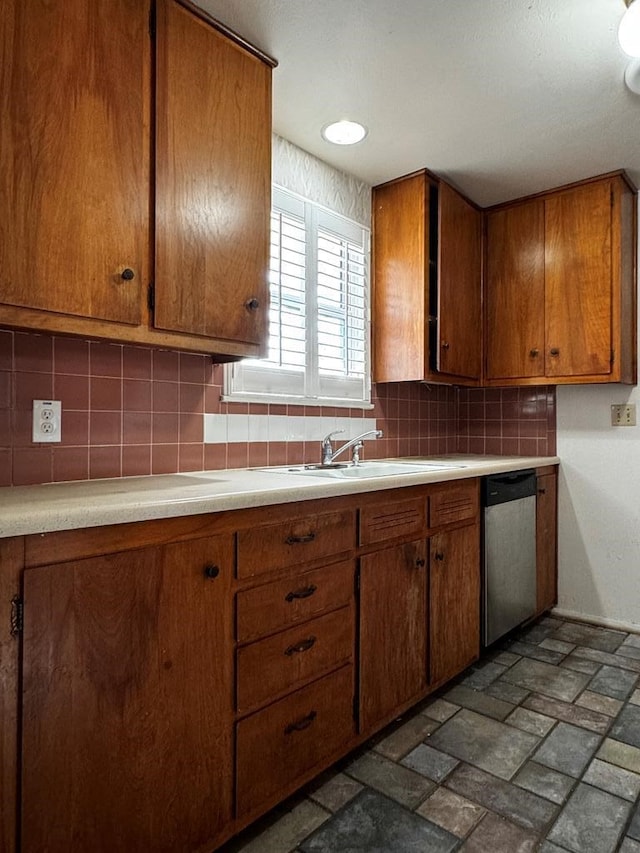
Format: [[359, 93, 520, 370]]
[[32, 400, 62, 442], [611, 403, 636, 427]]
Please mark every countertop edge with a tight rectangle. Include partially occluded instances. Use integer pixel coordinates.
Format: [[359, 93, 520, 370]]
[[0, 455, 559, 539]]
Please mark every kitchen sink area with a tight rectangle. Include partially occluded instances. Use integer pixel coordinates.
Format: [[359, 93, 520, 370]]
[[270, 460, 468, 479]]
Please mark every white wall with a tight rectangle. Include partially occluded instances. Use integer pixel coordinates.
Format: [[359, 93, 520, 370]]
[[556, 198, 640, 632]]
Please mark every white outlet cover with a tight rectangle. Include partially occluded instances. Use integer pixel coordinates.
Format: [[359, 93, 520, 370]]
[[32, 399, 62, 443]]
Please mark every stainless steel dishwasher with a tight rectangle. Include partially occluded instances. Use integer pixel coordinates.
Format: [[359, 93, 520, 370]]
[[482, 470, 537, 646]]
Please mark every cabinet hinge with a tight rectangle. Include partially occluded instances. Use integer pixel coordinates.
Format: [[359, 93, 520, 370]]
[[10, 595, 23, 636], [147, 283, 155, 313], [149, 2, 156, 38]]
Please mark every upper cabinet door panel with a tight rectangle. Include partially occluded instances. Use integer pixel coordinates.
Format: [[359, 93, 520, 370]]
[[485, 200, 545, 380], [437, 183, 482, 380], [545, 181, 613, 377], [155, 0, 271, 345], [372, 174, 429, 383], [0, 0, 147, 325]]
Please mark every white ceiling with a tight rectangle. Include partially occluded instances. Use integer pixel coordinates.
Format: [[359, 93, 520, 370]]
[[196, 0, 640, 207]]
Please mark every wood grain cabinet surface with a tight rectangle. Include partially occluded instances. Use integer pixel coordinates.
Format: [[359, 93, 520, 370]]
[[21, 534, 234, 853], [372, 171, 482, 385], [536, 468, 558, 616], [2, 480, 489, 853], [0, 0, 274, 359], [486, 172, 637, 385]]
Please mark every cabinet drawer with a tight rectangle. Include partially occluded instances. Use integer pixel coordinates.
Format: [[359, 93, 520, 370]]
[[237, 605, 354, 715], [237, 510, 356, 578], [359, 496, 426, 546], [236, 665, 355, 818], [429, 481, 478, 527], [236, 560, 354, 643]]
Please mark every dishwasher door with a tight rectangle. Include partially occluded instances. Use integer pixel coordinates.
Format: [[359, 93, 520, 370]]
[[483, 472, 537, 646]]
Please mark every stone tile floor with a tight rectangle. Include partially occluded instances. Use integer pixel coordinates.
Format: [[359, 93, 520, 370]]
[[220, 617, 640, 852]]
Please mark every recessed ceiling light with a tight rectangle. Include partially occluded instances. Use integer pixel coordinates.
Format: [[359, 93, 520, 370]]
[[321, 120, 368, 146]]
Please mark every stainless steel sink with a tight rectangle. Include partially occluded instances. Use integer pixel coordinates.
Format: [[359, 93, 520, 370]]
[[273, 461, 466, 479]]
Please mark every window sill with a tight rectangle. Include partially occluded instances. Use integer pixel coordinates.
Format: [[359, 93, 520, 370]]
[[221, 392, 374, 410]]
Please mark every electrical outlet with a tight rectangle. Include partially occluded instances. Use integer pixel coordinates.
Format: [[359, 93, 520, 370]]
[[32, 400, 62, 443], [611, 403, 637, 427]]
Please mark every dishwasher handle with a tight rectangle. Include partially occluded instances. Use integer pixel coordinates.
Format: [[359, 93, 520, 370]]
[[482, 469, 536, 506]]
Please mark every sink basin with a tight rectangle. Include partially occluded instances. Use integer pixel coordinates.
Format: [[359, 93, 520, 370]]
[[278, 461, 466, 479]]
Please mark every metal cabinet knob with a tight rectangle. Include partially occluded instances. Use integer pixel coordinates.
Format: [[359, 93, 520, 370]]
[[549, 347, 560, 357], [121, 268, 135, 281], [203, 564, 220, 579], [245, 297, 260, 311], [434, 551, 445, 561], [415, 558, 426, 568], [441, 341, 450, 350], [529, 348, 539, 358]]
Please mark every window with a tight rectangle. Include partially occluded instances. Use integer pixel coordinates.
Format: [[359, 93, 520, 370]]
[[224, 186, 371, 407]]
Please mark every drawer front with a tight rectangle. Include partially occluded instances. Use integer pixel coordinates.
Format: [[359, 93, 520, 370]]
[[429, 480, 478, 528], [236, 560, 354, 643], [237, 510, 356, 578], [236, 665, 355, 818], [359, 497, 426, 546], [237, 605, 354, 714]]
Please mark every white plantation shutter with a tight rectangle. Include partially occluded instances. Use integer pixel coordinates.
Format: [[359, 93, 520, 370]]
[[225, 186, 371, 406]]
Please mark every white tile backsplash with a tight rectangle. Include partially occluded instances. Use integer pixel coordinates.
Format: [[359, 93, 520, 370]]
[[204, 413, 378, 445]]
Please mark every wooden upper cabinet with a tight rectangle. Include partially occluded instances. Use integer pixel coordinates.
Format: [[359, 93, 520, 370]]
[[155, 0, 271, 347], [372, 173, 429, 383], [485, 172, 637, 386], [438, 182, 482, 380], [0, 0, 147, 325], [485, 199, 545, 380], [21, 535, 234, 853], [372, 171, 482, 385], [545, 180, 613, 378], [0, 0, 274, 358]]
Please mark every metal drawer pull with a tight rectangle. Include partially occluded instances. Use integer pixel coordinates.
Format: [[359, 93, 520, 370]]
[[284, 710, 317, 735], [285, 584, 317, 602], [284, 636, 316, 656], [434, 552, 445, 561], [285, 532, 316, 545]]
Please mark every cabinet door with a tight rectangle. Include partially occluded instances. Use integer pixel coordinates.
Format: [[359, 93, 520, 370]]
[[545, 180, 613, 377], [536, 472, 558, 614], [21, 536, 233, 853], [372, 173, 430, 383], [429, 524, 480, 686], [485, 200, 545, 380], [438, 183, 482, 380], [359, 540, 427, 733], [155, 0, 271, 348], [0, 0, 146, 324]]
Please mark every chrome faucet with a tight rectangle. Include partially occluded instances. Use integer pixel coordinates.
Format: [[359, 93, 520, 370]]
[[320, 429, 384, 466]]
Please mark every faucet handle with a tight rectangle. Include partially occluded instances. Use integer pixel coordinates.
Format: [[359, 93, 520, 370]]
[[321, 429, 345, 447]]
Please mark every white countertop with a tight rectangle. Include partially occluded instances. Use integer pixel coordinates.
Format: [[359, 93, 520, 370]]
[[0, 455, 559, 539]]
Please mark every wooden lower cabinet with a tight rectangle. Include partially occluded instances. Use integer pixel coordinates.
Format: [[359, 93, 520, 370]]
[[359, 540, 428, 734], [6, 480, 489, 853], [21, 535, 234, 853], [236, 665, 355, 819], [536, 469, 558, 615], [429, 523, 480, 686]]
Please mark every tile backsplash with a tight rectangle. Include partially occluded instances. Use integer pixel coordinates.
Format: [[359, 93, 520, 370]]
[[0, 330, 555, 486]]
